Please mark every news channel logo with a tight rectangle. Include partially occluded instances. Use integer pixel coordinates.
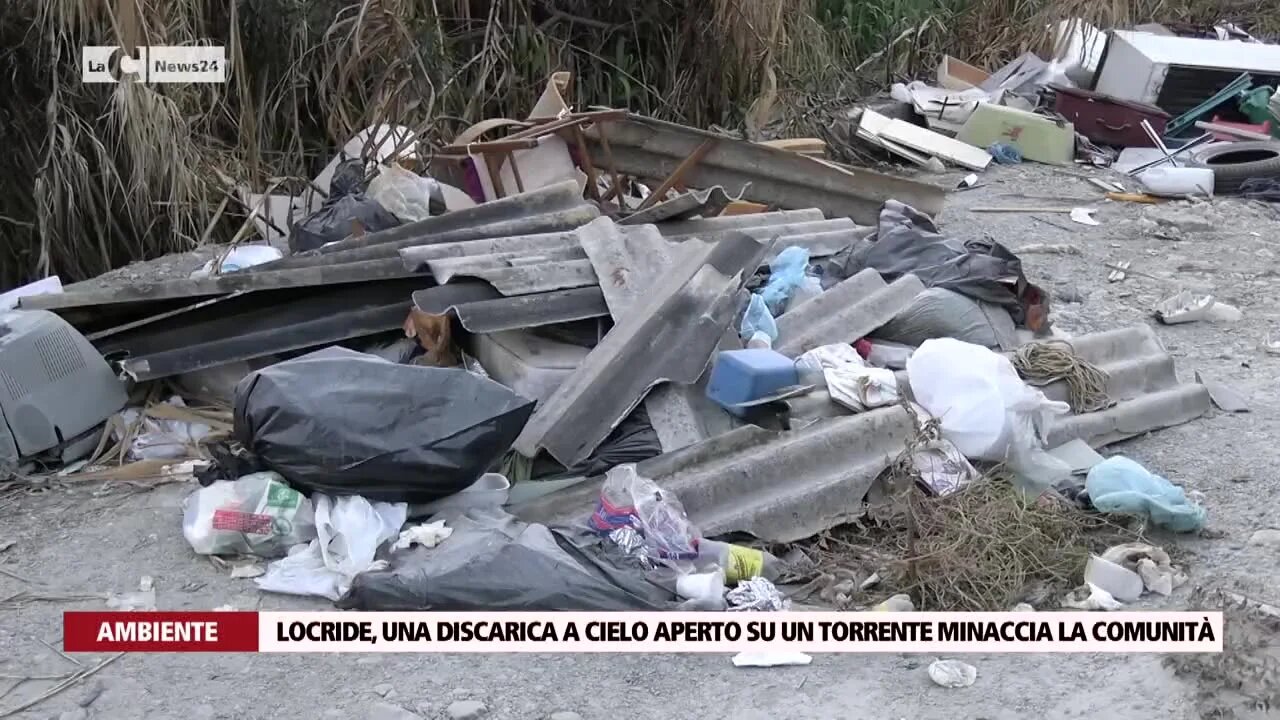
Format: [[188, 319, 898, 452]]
[[82, 45, 226, 84]]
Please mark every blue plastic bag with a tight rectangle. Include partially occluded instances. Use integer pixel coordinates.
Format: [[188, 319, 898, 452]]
[[1085, 456, 1206, 533], [988, 143, 1023, 165], [760, 246, 810, 316], [739, 294, 777, 343]]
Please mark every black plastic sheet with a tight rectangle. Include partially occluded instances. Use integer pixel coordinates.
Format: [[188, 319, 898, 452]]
[[291, 160, 401, 253], [337, 508, 674, 611], [234, 347, 534, 503]]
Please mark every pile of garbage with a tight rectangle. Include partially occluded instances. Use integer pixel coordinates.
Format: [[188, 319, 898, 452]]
[[1, 56, 1226, 614], [831, 20, 1280, 201]]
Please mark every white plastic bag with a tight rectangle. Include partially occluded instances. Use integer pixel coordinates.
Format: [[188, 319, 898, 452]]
[[367, 163, 443, 222], [118, 397, 213, 460], [182, 472, 316, 557], [907, 339, 1071, 492], [256, 494, 407, 600]]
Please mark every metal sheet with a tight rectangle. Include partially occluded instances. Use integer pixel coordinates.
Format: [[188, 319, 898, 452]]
[[513, 232, 769, 466], [515, 406, 917, 543], [585, 115, 946, 224], [774, 270, 927, 357], [411, 283, 609, 333]]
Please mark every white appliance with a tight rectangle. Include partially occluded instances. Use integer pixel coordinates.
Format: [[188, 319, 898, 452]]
[[1094, 31, 1280, 116]]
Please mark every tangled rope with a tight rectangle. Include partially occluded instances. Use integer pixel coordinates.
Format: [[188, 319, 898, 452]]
[[1012, 341, 1113, 413]]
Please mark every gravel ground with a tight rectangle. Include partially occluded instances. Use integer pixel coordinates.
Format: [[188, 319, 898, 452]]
[[2, 162, 1278, 720]]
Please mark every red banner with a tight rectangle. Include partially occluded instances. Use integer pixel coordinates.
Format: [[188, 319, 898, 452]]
[[64, 612, 259, 652]]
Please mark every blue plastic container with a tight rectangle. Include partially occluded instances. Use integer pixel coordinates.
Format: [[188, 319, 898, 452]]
[[705, 349, 798, 417]]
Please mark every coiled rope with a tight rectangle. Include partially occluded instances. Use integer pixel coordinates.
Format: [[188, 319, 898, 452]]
[[1011, 340, 1113, 413]]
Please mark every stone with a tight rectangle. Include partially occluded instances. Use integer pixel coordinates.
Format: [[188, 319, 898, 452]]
[[1247, 529, 1280, 547], [549, 713, 583, 720], [373, 683, 396, 698], [366, 701, 422, 720], [447, 700, 488, 720], [59, 710, 89, 720]]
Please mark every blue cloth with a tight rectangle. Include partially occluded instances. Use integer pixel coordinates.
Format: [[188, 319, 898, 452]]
[[760, 246, 810, 315], [1085, 456, 1206, 533], [988, 142, 1023, 165], [739, 293, 777, 342]]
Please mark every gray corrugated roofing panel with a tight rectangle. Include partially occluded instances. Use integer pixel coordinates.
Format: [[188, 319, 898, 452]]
[[411, 283, 608, 333], [654, 209, 823, 237], [424, 247, 586, 282], [774, 270, 927, 357], [578, 220, 742, 454], [585, 115, 946, 224], [400, 230, 587, 271], [513, 232, 768, 466], [664, 218, 858, 242], [515, 406, 917, 543], [620, 186, 738, 225], [251, 180, 594, 271], [891, 325, 1212, 449], [432, 258, 598, 295]]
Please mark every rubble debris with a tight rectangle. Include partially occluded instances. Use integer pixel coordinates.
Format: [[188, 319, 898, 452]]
[[928, 660, 977, 689], [1100, 543, 1186, 596]]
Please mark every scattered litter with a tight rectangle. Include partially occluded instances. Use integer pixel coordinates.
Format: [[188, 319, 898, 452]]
[[105, 576, 157, 612], [1107, 261, 1131, 282], [392, 519, 453, 551], [117, 397, 215, 461], [957, 173, 980, 189], [1061, 582, 1123, 611], [739, 294, 778, 345], [228, 563, 265, 580], [1016, 243, 1081, 255], [1204, 302, 1243, 323], [911, 439, 978, 496], [860, 573, 881, 590], [1084, 554, 1144, 602], [675, 570, 727, 610], [1069, 208, 1099, 226], [732, 651, 812, 668], [1154, 291, 1215, 324], [366, 163, 445, 222], [1100, 543, 1185, 597], [873, 594, 915, 612], [928, 659, 977, 688], [1012, 603, 1035, 612], [727, 578, 789, 612], [0, 539, 13, 554], [1085, 456, 1207, 533], [190, 245, 283, 278], [1264, 335, 1280, 355], [760, 246, 811, 315], [291, 159, 401, 253], [1135, 167, 1214, 198], [987, 143, 1023, 164], [182, 472, 316, 558], [256, 494, 407, 600]]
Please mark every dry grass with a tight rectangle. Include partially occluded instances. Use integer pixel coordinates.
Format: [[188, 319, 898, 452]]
[[2, 0, 1277, 288]]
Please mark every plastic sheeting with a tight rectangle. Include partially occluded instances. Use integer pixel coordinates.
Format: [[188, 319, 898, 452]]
[[823, 200, 1043, 326], [873, 287, 1018, 350], [234, 347, 534, 503], [337, 507, 675, 611]]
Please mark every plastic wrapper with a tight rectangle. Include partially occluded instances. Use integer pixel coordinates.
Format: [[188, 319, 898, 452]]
[[589, 464, 700, 567], [366, 163, 446, 222], [1085, 457, 1206, 533], [739, 294, 777, 343], [234, 346, 534, 504], [256, 494, 407, 601], [182, 472, 316, 557], [290, 160, 401, 253], [726, 577, 789, 611], [760, 246, 810, 315], [338, 507, 674, 611]]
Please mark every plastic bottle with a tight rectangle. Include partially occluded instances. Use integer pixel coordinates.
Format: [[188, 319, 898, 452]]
[[696, 539, 782, 584]]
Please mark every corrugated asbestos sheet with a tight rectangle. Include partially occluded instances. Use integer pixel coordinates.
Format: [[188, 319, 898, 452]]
[[620, 186, 737, 225], [513, 233, 768, 466], [411, 283, 608, 333], [888, 324, 1211, 449], [515, 406, 917, 543], [515, 324, 1210, 542], [583, 114, 946, 224], [774, 270, 927, 357]]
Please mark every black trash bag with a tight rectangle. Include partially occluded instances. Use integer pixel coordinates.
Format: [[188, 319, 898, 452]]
[[337, 507, 675, 611], [233, 347, 535, 503], [559, 404, 662, 478], [824, 200, 1046, 327], [291, 159, 401, 254]]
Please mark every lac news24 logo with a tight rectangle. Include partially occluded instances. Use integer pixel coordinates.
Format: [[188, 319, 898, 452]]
[[82, 45, 226, 84]]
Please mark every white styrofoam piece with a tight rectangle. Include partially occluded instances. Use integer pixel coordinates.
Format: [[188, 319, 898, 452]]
[[878, 119, 993, 171]]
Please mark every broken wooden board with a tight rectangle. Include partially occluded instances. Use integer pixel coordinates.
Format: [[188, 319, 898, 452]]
[[876, 118, 993, 171], [857, 110, 936, 168]]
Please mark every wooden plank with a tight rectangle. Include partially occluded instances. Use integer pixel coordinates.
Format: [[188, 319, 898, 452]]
[[878, 118, 993, 171], [634, 138, 717, 212]]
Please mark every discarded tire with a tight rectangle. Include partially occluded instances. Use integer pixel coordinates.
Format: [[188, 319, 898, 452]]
[[1191, 141, 1280, 195]]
